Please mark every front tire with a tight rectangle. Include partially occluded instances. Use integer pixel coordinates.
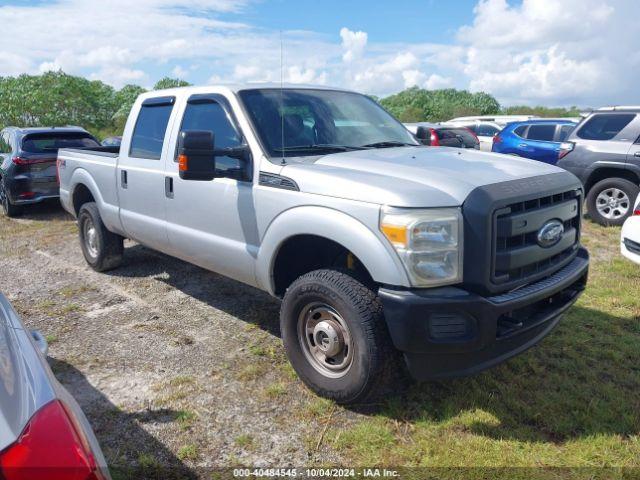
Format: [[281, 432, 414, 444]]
[[0, 180, 22, 218], [280, 269, 401, 404], [586, 178, 639, 226], [78, 202, 124, 272]]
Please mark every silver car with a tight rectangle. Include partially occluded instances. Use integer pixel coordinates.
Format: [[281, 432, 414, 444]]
[[0, 293, 110, 479]]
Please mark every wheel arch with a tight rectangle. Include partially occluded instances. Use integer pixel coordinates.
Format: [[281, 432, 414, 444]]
[[256, 206, 409, 296], [585, 165, 640, 194]]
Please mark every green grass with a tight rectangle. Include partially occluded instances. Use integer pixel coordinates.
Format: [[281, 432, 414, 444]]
[[333, 222, 640, 471], [234, 434, 254, 449], [177, 444, 199, 461]]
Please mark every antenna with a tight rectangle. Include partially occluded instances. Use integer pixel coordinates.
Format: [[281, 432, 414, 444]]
[[280, 30, 286, 165]]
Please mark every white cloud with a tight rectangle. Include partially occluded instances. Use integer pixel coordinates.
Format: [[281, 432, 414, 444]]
[[455, 0, 639, 105], [0, 0, 638, 106], [424, 74, 452, 90], [340, 28, 367, 63], [171, 65, 189, 79]]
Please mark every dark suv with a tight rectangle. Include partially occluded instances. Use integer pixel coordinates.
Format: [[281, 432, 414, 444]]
[[558, 107, 640, 226], [0, 127, 100, 217]]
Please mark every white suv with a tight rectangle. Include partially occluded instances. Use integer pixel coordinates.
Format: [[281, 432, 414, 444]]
[[621, 193, 640, 264]]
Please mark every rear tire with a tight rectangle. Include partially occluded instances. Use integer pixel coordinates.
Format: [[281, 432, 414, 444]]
[[0, 180, 22, 218], [280, 269, 402, 405], [586, 178, 639, 226], [78, 202, 124, 272]]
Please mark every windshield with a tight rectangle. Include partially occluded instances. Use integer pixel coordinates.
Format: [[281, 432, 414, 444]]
[[238, 88, 418, 158]]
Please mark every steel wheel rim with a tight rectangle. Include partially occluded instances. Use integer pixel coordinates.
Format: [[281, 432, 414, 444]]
[[297, 302, 354, 378], [83, 218, 99, 258], [596, 188, 630, 220]]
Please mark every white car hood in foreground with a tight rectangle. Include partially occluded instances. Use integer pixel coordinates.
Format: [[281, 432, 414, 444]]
[[282, 146, 563, 207]]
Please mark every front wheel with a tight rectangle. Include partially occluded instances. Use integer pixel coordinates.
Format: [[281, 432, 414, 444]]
[[280, 269, 401, 404], [587, 178, 639, 226], [78, 202, 124, 272]]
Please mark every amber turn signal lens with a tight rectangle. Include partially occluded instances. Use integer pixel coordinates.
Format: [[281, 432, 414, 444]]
[[381, 224, 407, 247], [178, 154, 188, 172]]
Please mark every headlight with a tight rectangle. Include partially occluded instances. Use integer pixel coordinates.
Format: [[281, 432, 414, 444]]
[[380, 207, 463, 287]]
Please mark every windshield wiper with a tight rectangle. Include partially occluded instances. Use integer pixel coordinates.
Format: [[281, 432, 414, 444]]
[[360, 141, 417, 149], [272, 144, 365, 153]]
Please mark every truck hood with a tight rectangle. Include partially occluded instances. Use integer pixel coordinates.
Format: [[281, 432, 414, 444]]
[[281, 146, 564, 207]]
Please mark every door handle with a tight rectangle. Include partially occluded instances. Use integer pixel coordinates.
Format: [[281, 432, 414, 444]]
[[165, 176, 174, 199], [634, 151, 640, 157], [518, 143, 528, 148], [121, 170, 128, 189]]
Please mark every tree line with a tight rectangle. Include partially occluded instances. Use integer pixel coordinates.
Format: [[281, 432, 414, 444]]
[[0, 71, 583, 140]]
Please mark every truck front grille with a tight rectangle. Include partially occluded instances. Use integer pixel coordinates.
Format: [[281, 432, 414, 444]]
[[492, 190, 581, 285]]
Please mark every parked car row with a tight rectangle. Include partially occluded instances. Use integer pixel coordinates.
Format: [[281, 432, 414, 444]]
[[404, 106, 640, 227]]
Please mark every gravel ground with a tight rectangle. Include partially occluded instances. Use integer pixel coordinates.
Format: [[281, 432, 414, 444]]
[[0, 202, 358, 476]]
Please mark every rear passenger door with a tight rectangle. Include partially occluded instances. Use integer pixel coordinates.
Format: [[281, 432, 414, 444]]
[[117, 96, 177, 252], [523, 124, 559, 163]]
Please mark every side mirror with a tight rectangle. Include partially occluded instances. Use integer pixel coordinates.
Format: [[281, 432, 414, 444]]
[[178, 130, 217, 181], [415, 126, 431, 146]]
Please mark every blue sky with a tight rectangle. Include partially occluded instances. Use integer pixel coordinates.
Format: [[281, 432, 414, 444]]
[[0, 0, 637, 107]]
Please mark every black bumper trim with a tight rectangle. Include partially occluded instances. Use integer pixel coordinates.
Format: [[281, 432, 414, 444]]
[[378, 247, 589, 380]]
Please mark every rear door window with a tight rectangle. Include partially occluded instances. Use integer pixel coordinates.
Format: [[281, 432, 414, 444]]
[[556, 124, 575, 142], [436, 128, 478, 148], [129, 98, 175, 160], [526, 124, 556, 141], [0, 132, 12, 153], [513, 125, 527, 137], [21, 133, 100, 153], [577, 114, 635, 141], [476, 124, 500, 136]]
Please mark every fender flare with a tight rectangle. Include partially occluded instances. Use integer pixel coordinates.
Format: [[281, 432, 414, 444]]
[[585, 162, 640, 188], [68, 168, 124, 234], [256, 206, 409, 295]]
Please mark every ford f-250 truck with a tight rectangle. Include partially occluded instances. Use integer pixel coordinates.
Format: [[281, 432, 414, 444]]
[[58, 85, 589, 404]]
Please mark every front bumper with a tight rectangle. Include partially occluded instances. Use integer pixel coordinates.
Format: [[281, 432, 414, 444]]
[[379, 247, 589, 380]]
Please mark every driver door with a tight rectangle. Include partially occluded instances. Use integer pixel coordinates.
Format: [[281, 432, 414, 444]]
[[163, 93, 257, 285]]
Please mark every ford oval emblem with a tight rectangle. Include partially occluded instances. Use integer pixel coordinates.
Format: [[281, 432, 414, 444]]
[[537, 219, 564, 248]]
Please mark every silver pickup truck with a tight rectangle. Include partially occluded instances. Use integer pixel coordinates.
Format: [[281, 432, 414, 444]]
[[58, 85, 589, 404]]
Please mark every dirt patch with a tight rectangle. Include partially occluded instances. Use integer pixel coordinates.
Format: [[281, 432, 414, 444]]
[[0, 202, 354, 475]]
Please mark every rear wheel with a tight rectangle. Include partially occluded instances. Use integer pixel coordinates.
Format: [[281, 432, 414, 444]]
[[280, 269, 401, 404], [78, 202, 124, 271], [587, 178, 639, 226], [0, 180, 22, 218]]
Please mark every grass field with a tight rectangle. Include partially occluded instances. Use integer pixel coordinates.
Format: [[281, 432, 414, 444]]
[[328, 222, 640, 477]]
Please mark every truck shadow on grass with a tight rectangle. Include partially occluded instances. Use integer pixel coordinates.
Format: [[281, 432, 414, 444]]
[[49, 358, 199, 480], [374, 305, 639, 444], [106, 243, 282, 337], [10, 200, 73, 222]]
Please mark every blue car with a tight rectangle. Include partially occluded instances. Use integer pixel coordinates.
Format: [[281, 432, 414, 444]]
[[492, 119, 577, 164]]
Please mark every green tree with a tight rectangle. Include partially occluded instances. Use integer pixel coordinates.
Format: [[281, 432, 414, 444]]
[[112, 84, 147, 133], [379, 86, 501, 123], [0, 71, 117, 130], [501, 105, 583, 117], [153, 77, 191, 90]]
